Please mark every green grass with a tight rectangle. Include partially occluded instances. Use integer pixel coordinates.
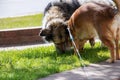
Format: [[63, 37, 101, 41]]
[[0, 42, 110, 80], [0, 13, 43, 30]]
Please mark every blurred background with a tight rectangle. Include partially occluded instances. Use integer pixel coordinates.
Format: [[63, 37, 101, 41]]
[[0, 0, 62, 29], [0, 0, 57, 18]]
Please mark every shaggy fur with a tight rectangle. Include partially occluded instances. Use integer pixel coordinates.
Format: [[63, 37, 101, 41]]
[[39, 0, 116, 53], [40, 1, 80, 53], [67, 0, 119, 63]]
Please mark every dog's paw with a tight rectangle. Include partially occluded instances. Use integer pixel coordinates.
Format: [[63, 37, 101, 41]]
[[106, 58, 115, 63]]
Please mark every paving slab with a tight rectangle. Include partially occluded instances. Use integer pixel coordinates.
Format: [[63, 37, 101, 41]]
[[39, 60, 120, 80]]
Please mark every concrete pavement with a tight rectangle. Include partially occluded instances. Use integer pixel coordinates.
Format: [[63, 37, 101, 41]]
[[39, 60, 120, 80]]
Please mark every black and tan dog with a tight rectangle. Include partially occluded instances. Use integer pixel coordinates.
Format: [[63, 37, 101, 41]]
[[39, 1, 81, 53]]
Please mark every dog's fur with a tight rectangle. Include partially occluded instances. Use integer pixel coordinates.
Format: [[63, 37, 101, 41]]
[[40, 1, 80, 53], [67, 0, 120, 63], [39, 0, 116, 53]]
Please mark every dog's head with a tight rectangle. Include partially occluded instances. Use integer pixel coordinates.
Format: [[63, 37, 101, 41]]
[[40, 19, 72, 53]]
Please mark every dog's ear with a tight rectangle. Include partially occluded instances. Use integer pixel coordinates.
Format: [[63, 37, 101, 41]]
[[39, 29, 51, 36]]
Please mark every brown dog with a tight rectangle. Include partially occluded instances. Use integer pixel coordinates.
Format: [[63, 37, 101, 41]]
[[67, 1, 120, 63]]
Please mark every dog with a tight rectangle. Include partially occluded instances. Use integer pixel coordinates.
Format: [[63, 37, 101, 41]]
[[40, 1, 80, 53], [67, 0, 119, 63], [39, 0, 115, 53]]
